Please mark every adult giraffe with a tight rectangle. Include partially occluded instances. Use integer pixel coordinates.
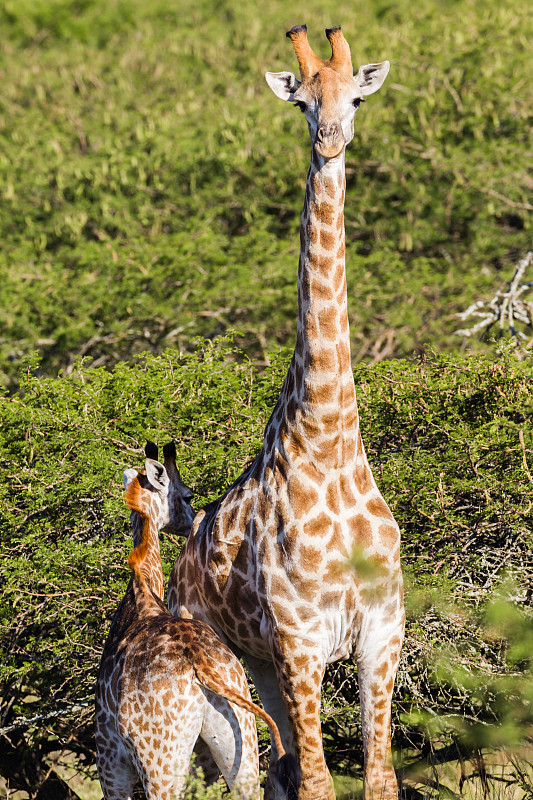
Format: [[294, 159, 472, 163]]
[[169, 26, 404, 800]]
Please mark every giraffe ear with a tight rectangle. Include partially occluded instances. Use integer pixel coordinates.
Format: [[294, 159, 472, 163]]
[[123, 468, 138, 489], [265, 71, 301, 101], [144, 440, 159, 460], [145, 459, 169, 492], [354, 61, 390, 96]]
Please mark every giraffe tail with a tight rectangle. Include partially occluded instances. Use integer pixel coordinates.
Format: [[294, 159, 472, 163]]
[[194, 663, 301, 798]]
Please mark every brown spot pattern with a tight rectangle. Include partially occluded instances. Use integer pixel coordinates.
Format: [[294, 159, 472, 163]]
[[299, 544, 323, 571], [312, 200, 335, 225], [299, 461, 323, 484], [355, 463, 373, 495], [348, 514, 373, 548], [319, 229, 335, 250], [307, 380, 335, 404], [339, 474, 356, 507], [309, 277, 333, 302], [379, 524, 398, 549], [317, 305, 338, 339], [287, 473, 318, 516], [367, 496, 393, 520], [325, 481, 340, 514], [303, 511, 331, 538]]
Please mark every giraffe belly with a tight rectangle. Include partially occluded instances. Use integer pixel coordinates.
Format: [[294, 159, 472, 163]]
[[325, 606, 357, 663]]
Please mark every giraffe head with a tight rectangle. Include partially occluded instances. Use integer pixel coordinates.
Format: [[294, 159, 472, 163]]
[[123, 441, 194, 536], [266, 25, 389, 159]]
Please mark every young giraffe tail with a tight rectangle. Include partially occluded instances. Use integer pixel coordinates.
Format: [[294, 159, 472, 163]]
[[194, 661, 301, 799]]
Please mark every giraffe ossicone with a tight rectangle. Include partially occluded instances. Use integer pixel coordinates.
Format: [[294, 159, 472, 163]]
[[95, 442, 300, 800]]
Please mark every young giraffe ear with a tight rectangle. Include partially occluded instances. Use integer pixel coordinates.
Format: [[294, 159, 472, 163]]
[[354, 60, 390, 96], [265, 71, 301, 101], [144, 440, 159, 460], [123, 468, 138, 490], [145, 459, 169, 492]]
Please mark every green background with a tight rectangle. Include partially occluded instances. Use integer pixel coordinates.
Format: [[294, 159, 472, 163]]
[[0, 0, 531, 797]]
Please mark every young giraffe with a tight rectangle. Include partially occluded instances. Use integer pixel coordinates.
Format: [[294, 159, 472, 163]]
[[95, 442, 299, 800], [168, 27, 404, 800]]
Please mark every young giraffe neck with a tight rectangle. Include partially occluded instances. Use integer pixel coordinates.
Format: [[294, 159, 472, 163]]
[[273, 149, 359, 470], [130, 510, 164, 601]]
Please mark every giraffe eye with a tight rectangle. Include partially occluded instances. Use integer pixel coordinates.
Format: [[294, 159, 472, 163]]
[[353, 98, 365, 109], [293, 101, 307, 113]]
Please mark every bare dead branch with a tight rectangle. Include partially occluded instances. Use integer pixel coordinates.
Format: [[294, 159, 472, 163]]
[[455, 252, 533, 344]]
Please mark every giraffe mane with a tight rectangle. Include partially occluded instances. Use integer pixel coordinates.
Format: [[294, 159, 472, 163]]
[[125, 479, 151, 584]]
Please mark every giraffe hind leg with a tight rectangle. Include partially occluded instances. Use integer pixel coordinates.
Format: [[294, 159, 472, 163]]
[[96, 733, 138, 800], [200, 689, 260, 799], [243, 654, 297, 800], [192, 737, 221, 785], [137, 693, 205, 800]]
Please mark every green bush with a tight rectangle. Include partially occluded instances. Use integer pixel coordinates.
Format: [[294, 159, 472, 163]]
[[1, 341, 531, 795], [0, 0, 532, 389]]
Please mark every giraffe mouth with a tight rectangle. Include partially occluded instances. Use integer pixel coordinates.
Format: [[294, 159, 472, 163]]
[[314, 120, 346, 158], [314, 139, 346, 159]]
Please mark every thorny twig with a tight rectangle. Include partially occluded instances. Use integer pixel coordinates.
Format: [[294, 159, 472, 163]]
[[0, 698, 93, 736], [455, 252, 533, 344]]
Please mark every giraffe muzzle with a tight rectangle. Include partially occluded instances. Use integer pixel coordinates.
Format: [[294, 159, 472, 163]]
[[315, 123, 344, 158]]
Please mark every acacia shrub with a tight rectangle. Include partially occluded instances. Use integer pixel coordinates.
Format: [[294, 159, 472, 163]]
[[0, 0, 532, 388], [0, 340, 532, 794]]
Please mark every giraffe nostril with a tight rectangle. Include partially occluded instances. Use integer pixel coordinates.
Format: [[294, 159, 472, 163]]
[[317, 124, 340, 145]]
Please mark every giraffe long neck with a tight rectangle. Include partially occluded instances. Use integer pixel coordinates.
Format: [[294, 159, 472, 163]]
[[130, 511, 165, 601], [268, 149, 360, 470], [101, 511, 165, 659]]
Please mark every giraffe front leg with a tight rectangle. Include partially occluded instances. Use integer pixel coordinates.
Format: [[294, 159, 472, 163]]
[[357, 618, 403, 800]]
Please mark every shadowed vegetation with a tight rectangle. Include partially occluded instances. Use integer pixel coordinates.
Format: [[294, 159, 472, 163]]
[[1, 342, 532, 796]]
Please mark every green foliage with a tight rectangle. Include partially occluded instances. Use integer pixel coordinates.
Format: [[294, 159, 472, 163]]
[[356, 346, 533, 592], [431, 591, 533, 751], [0, 0, 532, 793], [1, 341, 532, 795], [0, 0, 531, 389], [405, 582, 533, 752], [395, 581, 533, 798]]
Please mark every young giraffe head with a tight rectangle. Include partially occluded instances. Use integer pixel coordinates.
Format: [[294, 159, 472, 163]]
[[123, 440, 194, 538], [266, 25, 389, 159]]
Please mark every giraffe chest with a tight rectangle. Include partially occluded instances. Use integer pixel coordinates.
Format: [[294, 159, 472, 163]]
[[196, 503, 363, 660], [175, 463, 401, 662]]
